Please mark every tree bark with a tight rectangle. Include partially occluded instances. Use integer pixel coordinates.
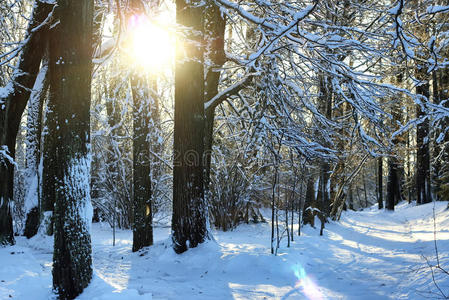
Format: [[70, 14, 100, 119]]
[[377, 157, 383, 209], [51, 0, 93, 298], [41, 84, 57, 235], [172, 0, 207, 254], [386, 156, 400, 210], [416, 67, 432, 205], [386, 73, 404, 210], [435, 67, 449, 200], [24, 57, 49, 239], [203, 1, 226, 192], [302, 176, 316, 227], [131, 75, 153, 252]]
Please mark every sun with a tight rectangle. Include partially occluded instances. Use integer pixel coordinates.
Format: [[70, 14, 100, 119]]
[[126, 14, 174, 72]]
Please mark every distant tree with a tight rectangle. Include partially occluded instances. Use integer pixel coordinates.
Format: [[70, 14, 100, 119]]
[[302, 175, 316, 227], [377, 158, 383, 209], [415, 65, 432, 205]]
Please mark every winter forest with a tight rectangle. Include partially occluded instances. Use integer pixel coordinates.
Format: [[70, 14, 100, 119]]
[[1, 0, 449, 299]]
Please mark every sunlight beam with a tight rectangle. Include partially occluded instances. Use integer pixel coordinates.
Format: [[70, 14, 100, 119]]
[[125, 14, 174, 72]]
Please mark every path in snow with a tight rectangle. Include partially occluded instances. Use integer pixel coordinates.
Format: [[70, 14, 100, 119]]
[[1, 201, 449, 299]]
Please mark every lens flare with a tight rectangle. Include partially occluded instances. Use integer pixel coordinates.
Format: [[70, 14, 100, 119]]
[[126, 14, 174, 72], [292, 264, 325, 300]]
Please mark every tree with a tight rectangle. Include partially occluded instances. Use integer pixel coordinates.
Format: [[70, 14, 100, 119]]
[[50, 0, 94, 298], [41, 75, 58, 235], [0, 0, 52, 245], [203, 0, 226, 192], [377, 157, 383, 209], [415, 66, 432, 205], [172, 0, 208, 254], [23, 56, 49, 238], [128, 0, 154, 253], [131, 75, 153, 251]]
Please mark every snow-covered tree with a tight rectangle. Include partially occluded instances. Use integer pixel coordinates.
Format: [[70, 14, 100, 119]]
[[50, 0, 94, 297]]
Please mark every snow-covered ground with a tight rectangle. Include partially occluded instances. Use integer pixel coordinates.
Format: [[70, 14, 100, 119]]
[[1, 201, 449, 299]]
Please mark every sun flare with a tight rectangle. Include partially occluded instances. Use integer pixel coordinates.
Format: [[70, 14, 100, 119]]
[[126, 14, 174, 72]]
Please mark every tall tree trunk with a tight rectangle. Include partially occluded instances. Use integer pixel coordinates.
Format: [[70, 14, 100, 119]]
[[435, 67, 449, 201], [41, 88, 57, 235], [386, 156, 399, 210], [0, 1, 52, 245], [386, 74, 404, 210], [431, 70, 441, 200], [302, 175, 316, 227], [377, 157, 383, 209], [24, 57, 49, 239], [51, 0, 94, 298], [416, 67, 432, 205], [203, 1, 226, 192], [172, 0, 207, 254], [316, 73, 332, 234], [348, 185, 354, 210], [131, 75, 153, 252]]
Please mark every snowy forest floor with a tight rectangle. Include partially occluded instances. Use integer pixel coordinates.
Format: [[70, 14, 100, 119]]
[[1, 201, 449, 300]]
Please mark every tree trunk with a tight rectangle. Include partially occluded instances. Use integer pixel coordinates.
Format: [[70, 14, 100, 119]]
[[416, 67, 432, 205], [51, 0, 93, 298], [386, 156, 400, 210], [377, 157, 383, 209], [172, 0, 207, 254], [297, 175, 303, 236], [435, 67, 449, 201], [316, 73, 332, 219], [362, 171, 368, 208], [302, 176, 316, 227], [203, 2, 226, 192], [386, 73, 404, 210], [24, 57, 49, 239], [0, 1, 52, 245], [41, 87, 57, 235], [348, 186, 354, 210], [131, 75, 153, 252], [431, 70, 440, 201]]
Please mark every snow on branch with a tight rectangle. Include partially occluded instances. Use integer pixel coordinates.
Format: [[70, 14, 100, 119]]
[[0, 145, 16, 167]]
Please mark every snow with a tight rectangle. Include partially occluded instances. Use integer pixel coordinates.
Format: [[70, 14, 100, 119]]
[[387, 3, 401, 15], [427, 6, 449, 14], [1, 202, 449, 299], [0, 145, 16, 166], [63, 155, 93, 234]]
